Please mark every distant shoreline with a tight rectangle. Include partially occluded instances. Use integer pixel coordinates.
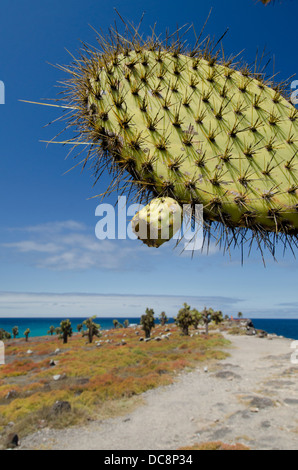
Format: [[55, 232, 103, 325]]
[[0, 317, 173, 341], [1, 318, 298, 341]]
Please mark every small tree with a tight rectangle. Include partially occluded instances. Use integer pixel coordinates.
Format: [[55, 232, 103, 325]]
[[77, 324, 83, 333], [48, 326, 55, 336], [238, 312, 243, 319], [159, 311, 168, 327], [24, 329, 30, 342], [83, 316, 101, 344], [175, 303, 193, 336], [113, 319, 119, 329], [191, 309, 202, 329], [55, 327, 62, 336], [12, 327, 19, 339], [0, 329, 11, 340], [123, 319, 130, 329], [60, 320, 73, 344], [201, 307, 212, 336], [212, 310, 224, 325], [140, 308, 155, 339]]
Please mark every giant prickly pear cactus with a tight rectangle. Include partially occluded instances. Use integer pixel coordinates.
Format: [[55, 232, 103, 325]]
[[57, 20, 298, 256]]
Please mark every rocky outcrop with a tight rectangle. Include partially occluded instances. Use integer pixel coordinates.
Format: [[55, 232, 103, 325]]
[[50, 401, 71, 415], [5, 433, 19, 449]]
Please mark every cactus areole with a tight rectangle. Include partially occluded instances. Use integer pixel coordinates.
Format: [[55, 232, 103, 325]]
[[59, 20, 298, 256]]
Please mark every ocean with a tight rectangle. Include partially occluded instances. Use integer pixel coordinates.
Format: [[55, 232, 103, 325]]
[[251, 319, 298, 341], [0, 317, 142, 339], [1, 317, 298, 340]]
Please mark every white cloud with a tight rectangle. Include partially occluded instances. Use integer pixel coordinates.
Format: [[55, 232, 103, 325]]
[[16, 220, 87, 234], [0, 292, 244, 318], [0, 219, 222, 273], [0, 221, 148, 272], [2, 241, 60, 254]]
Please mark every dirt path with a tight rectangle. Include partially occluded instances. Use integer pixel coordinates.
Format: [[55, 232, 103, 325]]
[[19, 333, 298, 450]]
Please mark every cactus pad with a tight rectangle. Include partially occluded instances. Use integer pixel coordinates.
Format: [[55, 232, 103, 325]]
[[58, 20, 298, 256]]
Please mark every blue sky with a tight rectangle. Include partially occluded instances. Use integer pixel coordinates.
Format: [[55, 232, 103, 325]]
[[0, 0, 298, 318]]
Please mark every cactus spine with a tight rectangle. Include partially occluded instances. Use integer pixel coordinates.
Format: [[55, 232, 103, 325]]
[[57, 19, 298, 256]]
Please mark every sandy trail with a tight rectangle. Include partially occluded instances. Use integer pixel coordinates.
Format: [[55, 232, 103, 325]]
[[19, 333, 298, 450]]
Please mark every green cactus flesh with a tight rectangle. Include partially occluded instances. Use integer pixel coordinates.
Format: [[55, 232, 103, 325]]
[[61, 25, 298, 254]]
